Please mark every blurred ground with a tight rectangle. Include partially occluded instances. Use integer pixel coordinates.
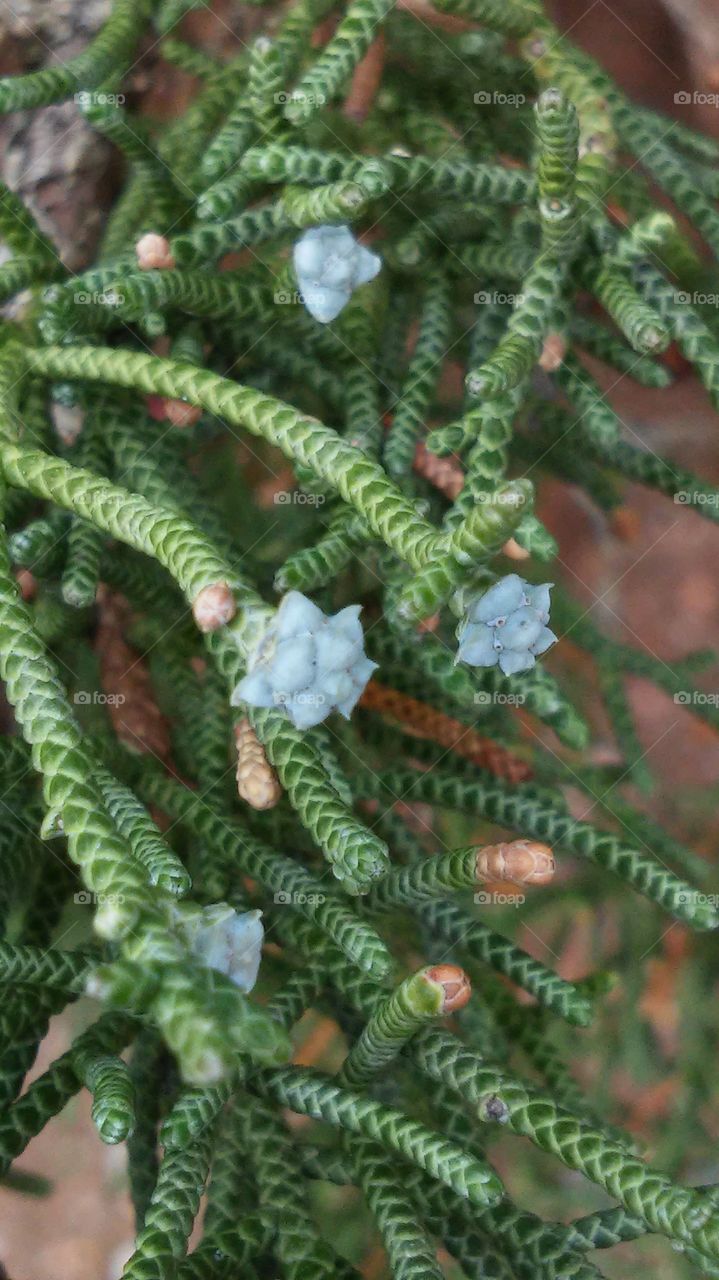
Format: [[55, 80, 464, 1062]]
[[1, 0, 719, 1276]]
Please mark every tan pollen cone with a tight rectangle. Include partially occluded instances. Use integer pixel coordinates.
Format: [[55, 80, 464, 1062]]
[[476, 839, 555, 886], [425, 964, 472, 1013]]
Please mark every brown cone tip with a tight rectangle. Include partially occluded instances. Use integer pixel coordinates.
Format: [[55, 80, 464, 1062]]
[[538, 331, 567, 372], [610, 506, 641, 542], [502, 536, 531, 562], [425, 964, 471, 1013], [476, 839, 555, 886], [192, 582, 236, 632]]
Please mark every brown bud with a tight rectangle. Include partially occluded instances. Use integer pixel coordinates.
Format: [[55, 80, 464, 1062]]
[[413, 442, 464, 500], [502, 536, 530, 562], [163, 397, 202, 428], [418, 612, 440, 633], [425, 963, 471, 1013], [135, 233, 175, 271], [610, 506, 641, 542], [16, 569, 37, 601], [235, 717, 282, 810], [539, 331, 567, 372], [192, 582, 235, 632], [475, 839, 555, 886]]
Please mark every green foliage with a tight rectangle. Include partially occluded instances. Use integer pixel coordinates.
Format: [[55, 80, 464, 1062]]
[[384, 269, 452, 481], [0, 1, 716, 1276], [0, 0, 155, 112]]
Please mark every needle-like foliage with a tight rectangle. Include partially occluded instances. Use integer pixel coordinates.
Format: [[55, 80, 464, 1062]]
[[0, 1, 716, 1276]]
